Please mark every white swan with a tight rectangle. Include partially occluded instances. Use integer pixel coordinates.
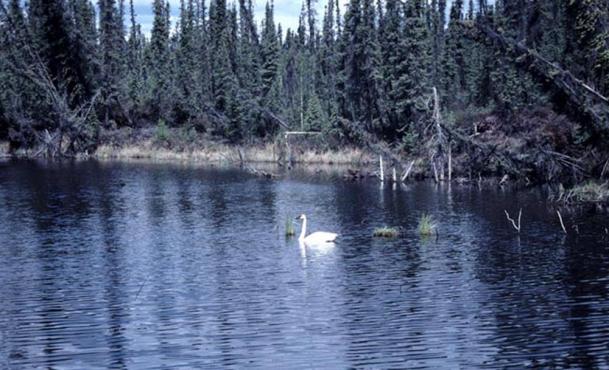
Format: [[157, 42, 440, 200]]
[[295, 214, 338, 245]]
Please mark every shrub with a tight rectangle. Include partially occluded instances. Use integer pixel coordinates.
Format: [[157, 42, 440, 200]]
[[373, 226, 401, 238]]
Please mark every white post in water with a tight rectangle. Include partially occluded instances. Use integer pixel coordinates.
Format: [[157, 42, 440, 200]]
[[448, 143, 452, 182], [392, 167, 397, 183], [379, 155, 384, 181]]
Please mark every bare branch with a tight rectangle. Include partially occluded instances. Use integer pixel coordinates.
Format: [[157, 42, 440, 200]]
[[505, 208, 522, 232], [557, 210, 567, 234]]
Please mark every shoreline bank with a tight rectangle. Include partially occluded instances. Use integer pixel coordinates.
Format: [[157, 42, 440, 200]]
[[94, 141, 374, 165], [0, 139, 375, 166]]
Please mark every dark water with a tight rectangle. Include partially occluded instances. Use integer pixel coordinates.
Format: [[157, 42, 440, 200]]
[[1, 160, 609, 369]]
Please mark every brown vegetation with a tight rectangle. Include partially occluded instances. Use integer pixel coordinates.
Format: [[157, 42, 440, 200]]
[[448, 107, 587, 183], [94, 127, 373, 165]]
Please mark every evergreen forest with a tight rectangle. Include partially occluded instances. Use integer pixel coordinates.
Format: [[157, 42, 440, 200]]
[[2, 0, 609, 182]]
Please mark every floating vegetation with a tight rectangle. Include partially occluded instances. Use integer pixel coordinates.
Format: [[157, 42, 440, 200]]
[[417, 214, 437, 236], [373, 226, 401, 238], [285, 216, 296, 237]]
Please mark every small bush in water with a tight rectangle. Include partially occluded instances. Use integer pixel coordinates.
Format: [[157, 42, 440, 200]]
[[418, 214, 437, 236], [373, 226, 401, 238]]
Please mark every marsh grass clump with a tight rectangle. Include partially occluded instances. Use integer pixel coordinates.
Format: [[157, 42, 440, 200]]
[[373, 226, 401, 238], [285, 216, 296, 237], [417, 214, 437, 236], [562, 182, 609, 203]]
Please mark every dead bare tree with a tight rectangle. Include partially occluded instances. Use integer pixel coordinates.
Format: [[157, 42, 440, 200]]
[[0, 2, 101, 157], [470, 20, 609, 138], [428, 87, 449, 182]]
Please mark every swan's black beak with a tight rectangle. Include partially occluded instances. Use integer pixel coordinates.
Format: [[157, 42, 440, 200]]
[[294, 216, 300, 221]]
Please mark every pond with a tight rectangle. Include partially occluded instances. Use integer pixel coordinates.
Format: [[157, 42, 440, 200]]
[[1, 160, 608, 369]]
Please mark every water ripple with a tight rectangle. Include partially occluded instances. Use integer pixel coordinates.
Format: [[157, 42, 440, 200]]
[[1, 161, 609, 368]]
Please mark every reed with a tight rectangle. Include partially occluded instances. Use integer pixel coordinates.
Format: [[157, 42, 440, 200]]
[[285, 216, 296, 237]]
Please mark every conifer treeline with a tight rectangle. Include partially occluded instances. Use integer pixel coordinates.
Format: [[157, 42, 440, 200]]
[[1, 0, 608, 153]]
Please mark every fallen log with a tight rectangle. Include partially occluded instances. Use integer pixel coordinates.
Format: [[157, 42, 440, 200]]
[[470, 20, 609, 137]]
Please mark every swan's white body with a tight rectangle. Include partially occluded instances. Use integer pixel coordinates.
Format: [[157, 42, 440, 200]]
[[297, 215, 338, 245]]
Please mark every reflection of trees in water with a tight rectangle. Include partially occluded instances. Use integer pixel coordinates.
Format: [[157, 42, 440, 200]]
[[331, 182, 422, 366], [94, 163, 129, 369], [175, 173, 195, 230], [256, 179, 277, 223], [562, 235, 609, 368], [0, 161, 132, 367], [3, 163, 609, 368], [333, 182, 501, 367], [208, 186, 227, 229], [469, 189, 609, 367], [144, 168, 168, 227]]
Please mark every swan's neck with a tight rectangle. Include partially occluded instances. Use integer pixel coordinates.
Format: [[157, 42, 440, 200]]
[[299, 217, 307, 241]]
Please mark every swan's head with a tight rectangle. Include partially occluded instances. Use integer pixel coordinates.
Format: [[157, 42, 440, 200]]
[[295, 214, 306, 221]]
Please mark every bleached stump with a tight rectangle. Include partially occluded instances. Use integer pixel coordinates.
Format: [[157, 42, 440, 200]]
[[448, 144, 452, 182], [557, 211, 567, 234], [401, 161, 415, 182], [379, 155, 384, 182]]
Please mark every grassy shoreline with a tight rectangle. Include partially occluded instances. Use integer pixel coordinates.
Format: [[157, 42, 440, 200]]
[[94, 141, 373, 165], [0, 138, 374, 166]]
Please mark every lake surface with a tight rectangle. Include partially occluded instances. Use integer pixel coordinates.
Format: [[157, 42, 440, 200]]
[[1, 160, 609, 369]]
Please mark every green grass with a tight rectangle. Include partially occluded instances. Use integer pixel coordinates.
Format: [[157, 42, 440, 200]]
[[285, 216, 296, 237], [417, 214, 437, 236], [373, 226, 401, 238]]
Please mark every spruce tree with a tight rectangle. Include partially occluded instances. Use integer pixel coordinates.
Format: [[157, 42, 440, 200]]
[[28, 0, 95, 104], [378, 0, 402, 134], [394, 0, 430, 135], [442, 0, 465, 108], [261, 1, 279, 98], [175, 0, 197, 122], [98, 0, 125, 127], [338, 0, 382, 133], [566, 0, 609, 95], [319, 0, 338, 125], [148, 0, 171, 120]]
